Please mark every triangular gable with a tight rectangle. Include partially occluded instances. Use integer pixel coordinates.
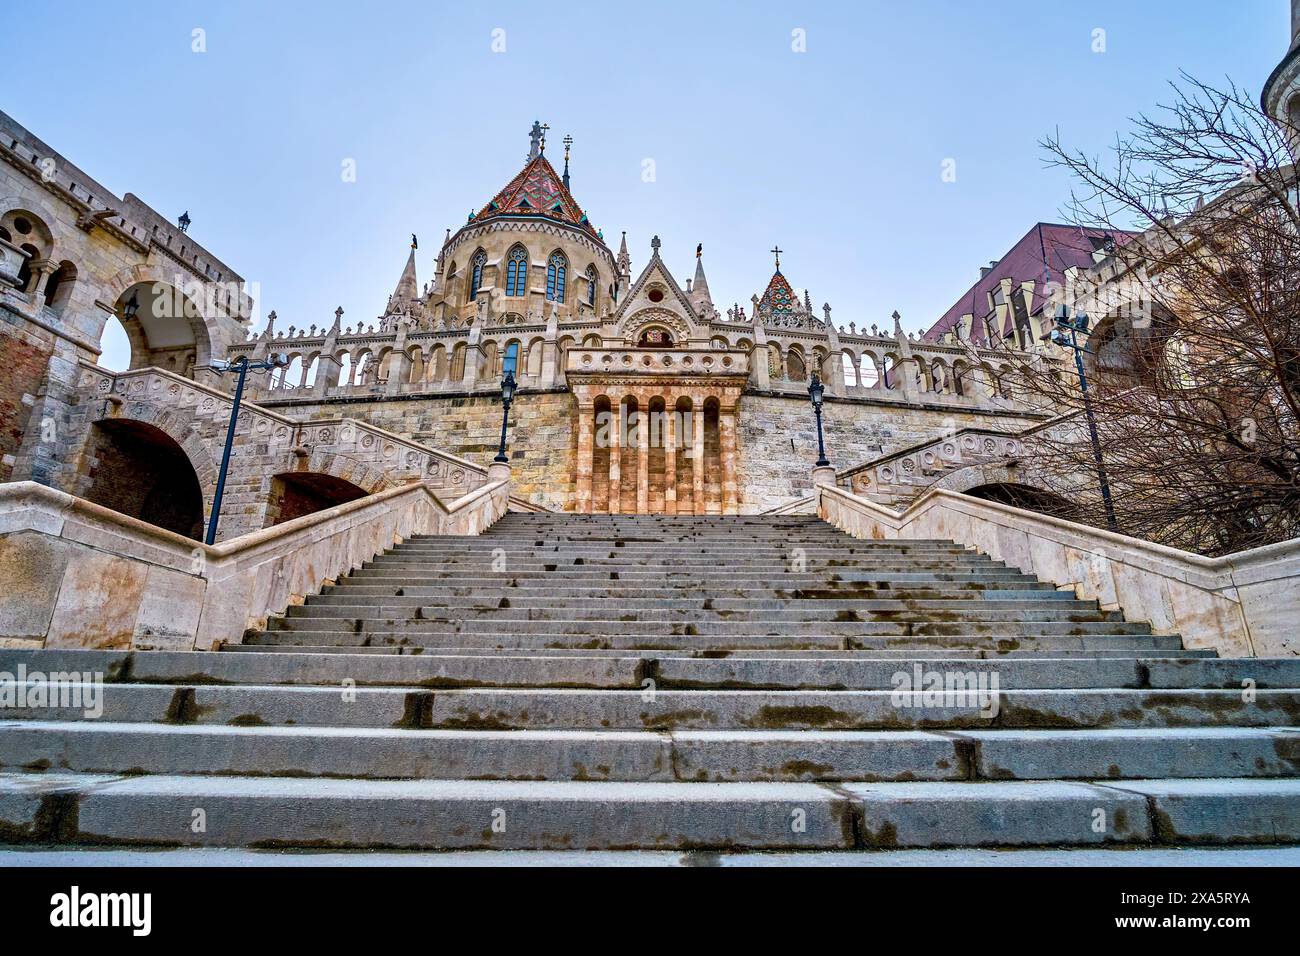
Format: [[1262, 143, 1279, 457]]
[[614, 251, 700, 324]]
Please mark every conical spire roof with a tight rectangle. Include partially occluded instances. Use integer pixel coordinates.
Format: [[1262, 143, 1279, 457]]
[[389, 245, 419, 310], [468, 152, 602, 241], [691, 245, 712, 307], [758, 266, 797, 317]]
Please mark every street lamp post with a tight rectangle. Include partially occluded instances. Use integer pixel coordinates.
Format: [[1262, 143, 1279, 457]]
[[206, 353, 288, 544], [494, 368, 517, 464], [1051, 305, 1118, 532], [808, 373, 830, 467]]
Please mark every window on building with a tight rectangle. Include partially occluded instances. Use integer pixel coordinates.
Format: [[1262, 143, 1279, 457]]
[[547, 252, 567, 302], [503, 341, 520, 377], [469, 250, 486, 300], [506, 247, 528, 297]]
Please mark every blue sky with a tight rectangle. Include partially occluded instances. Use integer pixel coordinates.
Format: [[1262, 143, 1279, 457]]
[[2, 1, 1287, 369]]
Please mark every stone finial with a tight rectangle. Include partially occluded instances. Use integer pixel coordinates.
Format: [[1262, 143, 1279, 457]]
[[650, 235, 661, 256], [892, 310, 903, 335], [823, 303, 832, 325]]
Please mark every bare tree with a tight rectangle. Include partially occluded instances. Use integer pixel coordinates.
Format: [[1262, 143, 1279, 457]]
[[989, 74, 1300, 556]]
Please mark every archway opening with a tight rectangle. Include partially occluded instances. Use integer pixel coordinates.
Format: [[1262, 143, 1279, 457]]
[[963, 482, 1079, 521], [104, 281, 207, 375], [266, 472, 370, 526], [83, 420, 205, 539]]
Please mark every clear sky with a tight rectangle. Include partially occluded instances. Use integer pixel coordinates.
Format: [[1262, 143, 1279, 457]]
[[2, 1, 1288, 370]]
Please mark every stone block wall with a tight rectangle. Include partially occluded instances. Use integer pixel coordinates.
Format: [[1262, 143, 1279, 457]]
[[260, 390, 578, 512], [0, 318, 53, 482], [737, 393, 1043, 512]]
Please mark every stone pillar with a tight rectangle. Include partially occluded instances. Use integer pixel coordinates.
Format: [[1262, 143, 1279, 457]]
[[812, 464, 837, 487], [575, 402, 594, 514], [608, 397, 622, 514], [692, 395, 705, 516], [27, 259, 55, 300], [540, 310, 559, 387], [636, 393, 649, 514], [720, 405, 739, 514], [664, 398, 677, 515]]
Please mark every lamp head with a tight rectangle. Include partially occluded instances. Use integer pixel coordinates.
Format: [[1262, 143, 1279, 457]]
[[122, 293, 140, 321], [808, 373, 824, 408], [501, 369, 517, 403]]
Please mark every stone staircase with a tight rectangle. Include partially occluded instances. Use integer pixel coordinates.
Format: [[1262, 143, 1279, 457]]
[[1, 513, 1298, 853]]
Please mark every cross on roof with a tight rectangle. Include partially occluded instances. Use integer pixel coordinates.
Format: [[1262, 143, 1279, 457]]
[[771, 245, 783, 269], [539, 123, 550, 153]]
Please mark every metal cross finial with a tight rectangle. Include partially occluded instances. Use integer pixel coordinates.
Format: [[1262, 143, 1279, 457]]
[[563, 134, 573, 158], [539, 123, 550, 153], [771, 245, 783, 269]]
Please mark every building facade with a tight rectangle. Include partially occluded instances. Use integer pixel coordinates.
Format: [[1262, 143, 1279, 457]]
[[2, 114, 1070, 541]]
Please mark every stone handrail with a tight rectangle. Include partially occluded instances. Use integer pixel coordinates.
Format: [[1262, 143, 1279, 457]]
[[814, 482, 1300, 658], [0, 474, 511, 652]]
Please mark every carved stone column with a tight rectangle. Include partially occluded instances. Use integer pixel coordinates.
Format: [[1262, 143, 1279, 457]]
[[636, 392, 649, 514], [575, 401, 594, 514], [720, 404, 739, 514], [664, 396, 677, 515], [692, 393, 705, 516], [609, 396, 622, 514]]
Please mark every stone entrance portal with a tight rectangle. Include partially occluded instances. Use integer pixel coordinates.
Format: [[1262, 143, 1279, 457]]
[[567, 346, 749, 514]]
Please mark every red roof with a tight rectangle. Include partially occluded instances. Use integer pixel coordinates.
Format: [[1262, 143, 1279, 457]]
[[922, 223, 1134, 345], [465, 152, 601, 241]]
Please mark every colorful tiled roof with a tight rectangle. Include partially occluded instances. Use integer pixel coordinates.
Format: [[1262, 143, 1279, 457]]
[[759, 268, 797, 316], [468, 152, 601, 240]]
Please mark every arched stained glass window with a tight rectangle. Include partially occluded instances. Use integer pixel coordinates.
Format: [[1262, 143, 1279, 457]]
[[506, 247, 528, 297], [469, 250, 486, 300], [546, 252, 567, 302], [585, 265, 597, 306]]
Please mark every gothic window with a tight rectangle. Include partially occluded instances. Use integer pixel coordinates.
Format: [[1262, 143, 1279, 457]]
[[469, 250, 486, 300], [503, 341, 520, 377], [506, 247, 528, 297], [547, 252, 567, 302], [585, 264, 597, 305]]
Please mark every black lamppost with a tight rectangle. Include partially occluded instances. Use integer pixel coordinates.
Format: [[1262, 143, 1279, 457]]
[[206, 352, 288, 544], [808, 373, 829, 467], [494, 368, 517, 464], [1051, 304, 1118, 532]]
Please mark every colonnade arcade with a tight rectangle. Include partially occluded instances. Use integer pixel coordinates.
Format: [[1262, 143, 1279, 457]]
[[567, 348, 749, 515]]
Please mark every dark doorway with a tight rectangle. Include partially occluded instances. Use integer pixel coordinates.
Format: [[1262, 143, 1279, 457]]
[[267, 472, 370, 526], [84, 420, 205, 539]]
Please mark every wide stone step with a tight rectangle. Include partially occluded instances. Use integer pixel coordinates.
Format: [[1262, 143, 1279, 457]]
[[303, 597, 1108, 616], [284, 604, 1125, 625], [5, 684, 1293, 729], [322, 584, 1079, 602], [7, 650, 1279, 690], [246, 629, 1181, 652], [4, 722, 1294, 783], [266, 616, 1154, 637], [3, 772, 1296, 848], [221, 644, 1219, 659]]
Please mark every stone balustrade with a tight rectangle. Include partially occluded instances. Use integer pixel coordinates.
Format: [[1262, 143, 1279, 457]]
[[814, 482, 1300, 658], [0, 474, 511, 651]]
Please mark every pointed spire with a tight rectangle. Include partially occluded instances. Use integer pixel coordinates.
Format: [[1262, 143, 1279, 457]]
[[389, 244, 419, 312], [617, 231, 631, 276], [330, 306, 343, 334], [562, 135, 573, 191], [690, 243, 712, 308]]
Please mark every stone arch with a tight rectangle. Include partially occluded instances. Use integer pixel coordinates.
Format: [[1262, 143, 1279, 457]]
[[100, 264, 223, 370], [620, 307, 691, 347], [80, 418, 207, 539]]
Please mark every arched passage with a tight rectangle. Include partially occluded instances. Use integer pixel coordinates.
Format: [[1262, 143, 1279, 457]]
[[82, 419, 205, 539], [265, 472, 371, 526], [963, 482, 1079, 521]]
